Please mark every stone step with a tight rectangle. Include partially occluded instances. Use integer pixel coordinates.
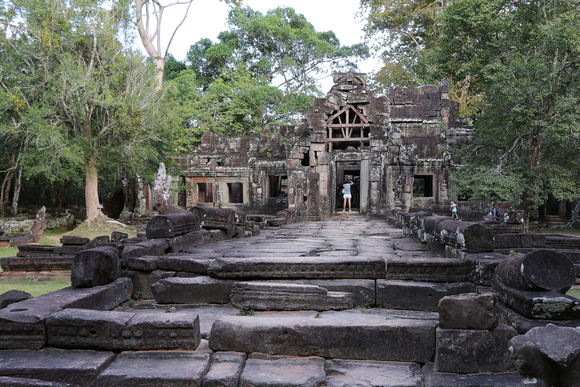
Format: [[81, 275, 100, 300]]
[[0, 278, 132, 350], [385, 257, 468, 282], [46, 309, 201, 351], [208, 312, 437, 363], [208, 256, 385, 279], [230, 282, 355, 311], [376, 280, 476, 312]]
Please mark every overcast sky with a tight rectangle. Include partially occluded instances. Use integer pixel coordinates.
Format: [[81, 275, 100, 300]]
[[157, 0, 380, 92]]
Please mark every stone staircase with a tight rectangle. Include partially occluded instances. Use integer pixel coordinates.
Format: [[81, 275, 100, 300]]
[[0, 215, 528, 386]]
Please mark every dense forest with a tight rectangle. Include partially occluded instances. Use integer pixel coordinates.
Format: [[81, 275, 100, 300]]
[[1, 0, 580, 223]]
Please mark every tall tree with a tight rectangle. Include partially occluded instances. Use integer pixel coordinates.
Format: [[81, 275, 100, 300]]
[[360, 0, 447, 89], [433, 0, 580, 218], [170, 6, 369, 136], [135, 0, 239, 90], [1, 0, 182, 220]]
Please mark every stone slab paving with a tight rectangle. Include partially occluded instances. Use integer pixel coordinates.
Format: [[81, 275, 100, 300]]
[[96, 341, 212, 386], [209, 312, 437, 363], [0, 348, 115, 386], [239, 354, 327, 387], [325, 359, 424, 387]]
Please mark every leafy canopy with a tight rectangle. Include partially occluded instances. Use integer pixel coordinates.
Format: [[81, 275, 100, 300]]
[[434, 0, 580, 207]]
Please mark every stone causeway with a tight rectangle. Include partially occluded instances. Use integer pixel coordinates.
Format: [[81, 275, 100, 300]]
[[1, 212, 579, 386]]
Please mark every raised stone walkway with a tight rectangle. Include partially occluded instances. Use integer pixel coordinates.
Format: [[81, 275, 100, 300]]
[[0, 214, 522, 386]]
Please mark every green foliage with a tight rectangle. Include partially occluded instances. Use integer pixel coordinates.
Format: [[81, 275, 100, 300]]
[[361, 0, 446, 88], [166, 5, 369, 137], [0, 0, 185, 214], [434, 0, 580, 209]]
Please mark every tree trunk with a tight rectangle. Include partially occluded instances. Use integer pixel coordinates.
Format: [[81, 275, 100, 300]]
[[85, 157, 103, 220], [11, 166, 22, 216]]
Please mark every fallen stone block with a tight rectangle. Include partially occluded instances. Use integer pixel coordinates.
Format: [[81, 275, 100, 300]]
[[0, 290, 32, 309], [385, 257, 468, 282], [71, 246, 121, 288], [121, 239, 168, 263], [96, 346, 211, 387], [422, 363, 522, 387], [208, 256, 386, 279], [325, 359, 424, 387], [493, 278, 580, 320], [434, 325, 518, 373], [0, 255, 76, 273], [145, 211, 201, 239], [124, 255, 159, 271], [509, 324, 580, 387], [423, 216, 494, 253], [463, 252, 506, 286], [494, 249, 576, 292], [167, 230, 208, 253], [0, 348, 114, 386], [202, 352, 247, 387], [376, 280, 475, 311], [191, 207, 236, 238], [151, 276, 234, 304], [209, 314, 436, 363], [438, 293, 498, 330], [230, 282, 354, 311], [0, 278, 131, 349], [125, 269, 175, 300], [46, 308, 201, 351], [239, 354, 326, 387]]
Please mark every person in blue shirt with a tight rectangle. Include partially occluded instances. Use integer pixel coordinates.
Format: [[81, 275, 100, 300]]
[[342, 180, 354, 212]]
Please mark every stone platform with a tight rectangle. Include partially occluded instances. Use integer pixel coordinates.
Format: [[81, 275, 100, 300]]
[[0, 214, 545, 386]]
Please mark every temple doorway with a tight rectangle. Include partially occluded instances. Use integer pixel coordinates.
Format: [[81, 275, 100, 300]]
[[335, 162, 361, 212]]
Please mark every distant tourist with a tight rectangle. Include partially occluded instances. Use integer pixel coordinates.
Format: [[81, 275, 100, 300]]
[[450, 201, 458, 219], [490, 204, 499, 221], [342, 180, 354, 212]]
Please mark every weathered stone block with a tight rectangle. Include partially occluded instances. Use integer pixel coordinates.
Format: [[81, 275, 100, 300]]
[[434, 325, 518, 373], [71, 246, 121, 288], [239, 354, 326, 387], [0, 290, 32, 309], [202, 352, 247, 387], [208, 257, 386, 279], [230, 282, 354, 311], [157, 254, 211, 274], [0, 278, 131, 349], [125, 269, 175, 300], [0, 348, 114, 386], [46, 309, 201, 351], [145, 211, 201, 239], [510, 324, 580, 387], [385, 257, 468, 282], [96, 349, 211, 387], [325, 359, 424, 387], [0, 376, 75, 386], [209, 314, 436, 363], [151, 276, 234, 304], [423, 216, 494, 252], [376, 280, 475, 311], [167, 231, 208, 253], [124, 255, 159, 271], [494, 249, 576, 292], [438, 293, 498, 330], [121, 239, 168, 262], [493, 277, 580, 320]]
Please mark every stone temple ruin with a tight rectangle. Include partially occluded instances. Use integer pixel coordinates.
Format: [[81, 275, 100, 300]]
[[176, 71, 472, 219], [1, 75, 580, 386]]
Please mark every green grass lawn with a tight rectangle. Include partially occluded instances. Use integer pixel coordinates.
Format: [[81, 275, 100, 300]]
[[0, 279, 70, 297]]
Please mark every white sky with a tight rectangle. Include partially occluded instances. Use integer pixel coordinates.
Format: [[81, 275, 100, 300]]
[[158, 0, 381, 92]]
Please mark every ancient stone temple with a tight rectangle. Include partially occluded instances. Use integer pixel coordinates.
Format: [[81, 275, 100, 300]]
[[178, 72, 472, 219]]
